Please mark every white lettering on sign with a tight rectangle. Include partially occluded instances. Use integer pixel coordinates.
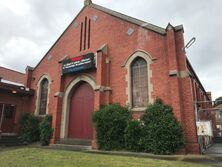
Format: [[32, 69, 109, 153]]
[[62, 58, 91, 70]]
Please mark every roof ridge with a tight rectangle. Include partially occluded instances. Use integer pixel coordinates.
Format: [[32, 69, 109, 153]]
[[89, 3, 167, 35], [91, 3, 157, 26], [0, 66, 25, 75], [33, 2, 184, 70]]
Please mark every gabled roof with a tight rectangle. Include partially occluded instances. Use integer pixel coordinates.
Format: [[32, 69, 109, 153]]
[[34, 2, 184, 69], [89, 3, 183, 35], [0, 66, 26, 85]]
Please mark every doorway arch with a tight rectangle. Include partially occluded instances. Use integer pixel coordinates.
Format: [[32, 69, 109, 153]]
[[60, 75, 96, 139]]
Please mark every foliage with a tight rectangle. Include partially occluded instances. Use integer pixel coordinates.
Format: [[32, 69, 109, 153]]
[[140, 99, 185, 154], [125, 120, 143, 152], [93, 99, 185, 154], [19, 112, 40, 143], [214, 97, 222, 107], [92, 104, 131, 150], [39, 115, 53, 146]]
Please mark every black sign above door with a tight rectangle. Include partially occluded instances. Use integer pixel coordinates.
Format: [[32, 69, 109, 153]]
[[62, 53, 96, 75]]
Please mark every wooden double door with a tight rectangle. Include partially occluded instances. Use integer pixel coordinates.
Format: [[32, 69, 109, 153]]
[[68, 82, 94, 139]]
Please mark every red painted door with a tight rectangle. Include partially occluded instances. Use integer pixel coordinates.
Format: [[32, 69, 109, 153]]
[[68, 82, 94, 139]]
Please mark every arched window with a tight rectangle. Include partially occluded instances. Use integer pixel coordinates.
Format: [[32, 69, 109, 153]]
[[131, 57, 148, 108], [39, 78, 49, 115]]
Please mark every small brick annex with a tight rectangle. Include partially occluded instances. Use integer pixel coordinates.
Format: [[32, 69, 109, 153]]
[[0, 0, 213, 154]]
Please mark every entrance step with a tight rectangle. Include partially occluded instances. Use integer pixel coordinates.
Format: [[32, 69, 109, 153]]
[[56, 138, 91, 146], [50, 144, 91, 151], [0, 133, 25, 146], [51, 138, 92, 151]]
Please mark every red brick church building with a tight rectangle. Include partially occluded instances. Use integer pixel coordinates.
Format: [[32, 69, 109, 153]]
[[0, 0, 212, 154]]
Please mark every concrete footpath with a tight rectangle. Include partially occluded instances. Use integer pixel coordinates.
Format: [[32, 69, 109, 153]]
[[204, 143, 222, 157]]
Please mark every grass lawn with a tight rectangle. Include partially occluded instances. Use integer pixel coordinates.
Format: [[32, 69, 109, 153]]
[[0, 147, 211, 167]]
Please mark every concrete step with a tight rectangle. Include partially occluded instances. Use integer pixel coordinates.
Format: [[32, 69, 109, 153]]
[[0, 142, 24, 146], [50, 144, 91, 151], [1, 134, 17, 138], [56, 138, 91, 146], [0, 141, 24, 146], [0, 134, 25, 146]]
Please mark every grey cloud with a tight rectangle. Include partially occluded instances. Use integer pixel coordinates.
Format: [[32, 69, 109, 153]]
[[0, 0, 221, 99]]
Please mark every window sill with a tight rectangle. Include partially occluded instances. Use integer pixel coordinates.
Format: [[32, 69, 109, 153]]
[[131, 107, 147, 112], [36, 114, 47, 117]]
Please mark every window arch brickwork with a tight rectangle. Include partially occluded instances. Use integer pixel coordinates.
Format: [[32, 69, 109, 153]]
[[60, 74, 96, 138], [35, 75, 51, 116], [123, 50, 153, 110]]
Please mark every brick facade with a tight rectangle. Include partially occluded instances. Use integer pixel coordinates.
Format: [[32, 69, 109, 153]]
[[0, 2, 212, 154]]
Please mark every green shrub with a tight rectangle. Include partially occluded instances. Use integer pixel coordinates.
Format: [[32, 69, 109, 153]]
[[39, 115, 53, 146], [140, 99, 185, 154], [19, 112, 40, 143], [92, 104, 131, 150], [92, 99, 184, 154], [125, 120, 143, 152]]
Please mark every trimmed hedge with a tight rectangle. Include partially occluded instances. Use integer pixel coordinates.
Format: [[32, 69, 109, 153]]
[[125, 120, 143, 152], [93, 99, 184, 155], [39, 115, 53, 146], [19, 112, 40, 143], [92, 104, 131, 150], [140, 99, 185, 154], [19, 113, 53, 146]]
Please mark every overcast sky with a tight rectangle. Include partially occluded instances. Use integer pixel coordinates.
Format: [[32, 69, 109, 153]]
[[0, 0, 221, 100]]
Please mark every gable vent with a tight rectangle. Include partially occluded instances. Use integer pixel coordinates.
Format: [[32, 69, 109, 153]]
[[127, 28, 134, 36], [73, 22, 79, 28], [80, 16, 91, 51], [92, 15, 98, 22], [47, 54, 52, 61]]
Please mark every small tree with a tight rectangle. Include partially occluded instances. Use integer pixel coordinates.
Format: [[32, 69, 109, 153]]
[[19, 113, 40, 143], [141, 99, 184, 154], [214, 97, 222, 107], [39, 115, 53, 146], [92, 104, 131, 150]]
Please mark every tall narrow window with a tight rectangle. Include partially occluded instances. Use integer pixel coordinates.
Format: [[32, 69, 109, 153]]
[[131, 57, 148, 108], [39, 78, 49, 115]]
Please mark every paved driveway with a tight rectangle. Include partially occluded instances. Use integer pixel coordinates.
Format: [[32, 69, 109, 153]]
[[204, 143, 222, 157]]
